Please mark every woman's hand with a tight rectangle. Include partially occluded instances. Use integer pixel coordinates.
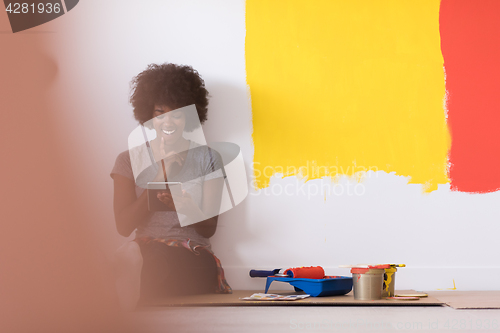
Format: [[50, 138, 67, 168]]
[[152, 137, 185, 181], [157, 188, 217, 238], [174, 190, 205, 220], [156, 191, 176, 210], [157, 190, 205, 221]]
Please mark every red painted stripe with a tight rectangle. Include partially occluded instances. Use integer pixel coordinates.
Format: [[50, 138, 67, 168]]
[[440, 0, 500, 193]]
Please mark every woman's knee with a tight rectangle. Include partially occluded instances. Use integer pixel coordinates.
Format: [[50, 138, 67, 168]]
[[115, 241, 143, 269]]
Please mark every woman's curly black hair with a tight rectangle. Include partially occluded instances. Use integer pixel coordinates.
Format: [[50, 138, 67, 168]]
[[130, 63, 209, 132]]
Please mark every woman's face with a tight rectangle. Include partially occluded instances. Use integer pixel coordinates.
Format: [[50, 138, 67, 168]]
[[152, 105, 186, 146]]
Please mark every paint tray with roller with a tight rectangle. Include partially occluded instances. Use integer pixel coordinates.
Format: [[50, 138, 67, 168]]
[[264, 266, 353, 297]]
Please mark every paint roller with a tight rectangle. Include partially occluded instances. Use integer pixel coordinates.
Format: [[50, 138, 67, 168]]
[[284, 266, 325, 279], [250, 266, 325, 279]]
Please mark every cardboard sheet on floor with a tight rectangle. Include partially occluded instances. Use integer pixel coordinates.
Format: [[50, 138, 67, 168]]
[[428, 291, 500, 309], [145, 290, 444, 307]]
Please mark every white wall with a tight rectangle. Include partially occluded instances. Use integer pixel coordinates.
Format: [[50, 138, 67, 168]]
[[47, 0, 500, 291]]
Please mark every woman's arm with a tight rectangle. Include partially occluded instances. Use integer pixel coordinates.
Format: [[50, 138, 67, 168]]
[[193, 177, 224, 238], [113, 147, 184, 237], [193, 216, 218, 239], [113, 174, 151, 237]]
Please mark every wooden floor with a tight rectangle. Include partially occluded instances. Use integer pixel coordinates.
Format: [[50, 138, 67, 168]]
[[427, 290, 500, 309], [131, 291, 500, 332], [144, 290, 444, 307]]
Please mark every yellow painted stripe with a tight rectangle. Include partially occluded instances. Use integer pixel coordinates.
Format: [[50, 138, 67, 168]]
[[246, 0, 450, 192]]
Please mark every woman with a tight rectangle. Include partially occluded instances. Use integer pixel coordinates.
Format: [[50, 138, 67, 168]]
[[111, 63, 231, 308]]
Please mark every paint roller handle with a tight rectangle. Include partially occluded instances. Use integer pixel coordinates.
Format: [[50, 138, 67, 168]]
[[249, 269, 281, 278]]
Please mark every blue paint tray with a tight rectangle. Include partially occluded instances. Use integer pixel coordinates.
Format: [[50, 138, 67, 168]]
[[265, 275, 353, 297]]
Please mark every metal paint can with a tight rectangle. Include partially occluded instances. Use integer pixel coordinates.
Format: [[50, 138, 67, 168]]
[[351, 268, 385, 300]]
